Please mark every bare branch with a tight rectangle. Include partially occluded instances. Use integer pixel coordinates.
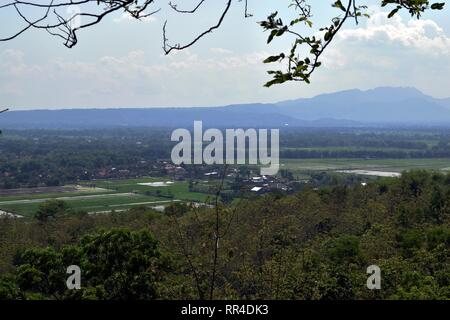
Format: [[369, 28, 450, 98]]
[[168, 0, 206, 14], [0, 0, 251, 53], [163, 0, 232, 55]]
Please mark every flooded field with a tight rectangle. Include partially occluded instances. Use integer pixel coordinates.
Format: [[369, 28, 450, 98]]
[[138, 181, 174, 187], [336, 170, 401, 177], [282, 158, 450, 174]]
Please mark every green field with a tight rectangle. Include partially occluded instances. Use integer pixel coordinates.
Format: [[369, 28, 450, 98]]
[[2, 159, 449, 218], [0, 194, 168, 216], [282, 158, 450, 174], [0, 188, 114, 202], [79, 178, 209, 202], [0, 177, 210, 218]]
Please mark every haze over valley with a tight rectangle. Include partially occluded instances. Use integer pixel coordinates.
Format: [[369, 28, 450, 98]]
[[2, 87, 450, 129]]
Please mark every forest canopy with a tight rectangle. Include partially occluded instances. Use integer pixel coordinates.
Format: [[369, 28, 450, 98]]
[[0, 170, 449, 299]]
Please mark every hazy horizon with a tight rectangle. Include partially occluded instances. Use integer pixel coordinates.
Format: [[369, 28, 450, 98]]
[[4, 86, 449, 111]]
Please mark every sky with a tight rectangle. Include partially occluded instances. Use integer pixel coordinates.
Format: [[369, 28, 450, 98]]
[[0, 0, 449, 110]]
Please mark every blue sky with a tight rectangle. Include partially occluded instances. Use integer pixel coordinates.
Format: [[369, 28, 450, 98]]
[[0, 0, 449, 109]]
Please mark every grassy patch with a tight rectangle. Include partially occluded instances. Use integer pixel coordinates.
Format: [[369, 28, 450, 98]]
[[1, 178, 210, 217], [282, 158, 450, 174]]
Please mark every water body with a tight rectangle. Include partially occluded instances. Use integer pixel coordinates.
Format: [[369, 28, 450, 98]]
[[138, 182, 174, 187], [336, 170, 401, 177]]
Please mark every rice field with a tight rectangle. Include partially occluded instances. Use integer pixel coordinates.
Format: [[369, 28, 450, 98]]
[[281, 158, 450, 174], [2, 158, 449, 218], [0, 177, 210, 218]]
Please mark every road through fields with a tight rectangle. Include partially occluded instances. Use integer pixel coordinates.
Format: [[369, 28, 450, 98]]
[[0, 192, 137, 206]]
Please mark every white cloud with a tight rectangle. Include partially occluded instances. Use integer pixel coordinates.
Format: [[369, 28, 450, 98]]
[[320, 9, 450, 69], [2, 9, 450, 109], [0, 49, 275, 108], [338, 10, 450, 55], [0, 49, 42, 76], [210, 47, 233, 55]]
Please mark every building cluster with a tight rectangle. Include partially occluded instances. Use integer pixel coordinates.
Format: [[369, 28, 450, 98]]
[[244, 175, 292, 195]]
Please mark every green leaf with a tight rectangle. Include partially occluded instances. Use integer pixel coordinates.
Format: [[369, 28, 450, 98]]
[[267, 30, 277, 44], [263, 54, 285, 64], [431, 3, 445, 10], [333, 0, 346, 12], [388, 8, 400, 18]]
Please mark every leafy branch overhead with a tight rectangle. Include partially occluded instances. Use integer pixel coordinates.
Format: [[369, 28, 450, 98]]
[[260, 0, 445, 87]]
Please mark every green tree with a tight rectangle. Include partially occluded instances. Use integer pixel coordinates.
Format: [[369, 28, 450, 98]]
[[326, 234, 362, 264], [34, 200, 68, 223], [13, 229, 171, 300], [0, 275, 22, 300]]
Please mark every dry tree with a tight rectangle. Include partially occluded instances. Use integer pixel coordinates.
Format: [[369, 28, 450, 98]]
[[0, 0, 250, 51]]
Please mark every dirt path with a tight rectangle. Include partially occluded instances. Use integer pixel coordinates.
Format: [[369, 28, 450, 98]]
[[0, 192, 137, 206], [87, 200, 181, 214]]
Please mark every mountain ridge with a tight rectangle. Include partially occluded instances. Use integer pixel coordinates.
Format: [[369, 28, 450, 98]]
[[1, 87, 449, 129]]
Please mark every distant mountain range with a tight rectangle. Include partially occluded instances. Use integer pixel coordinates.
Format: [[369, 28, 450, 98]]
[[438, 98, 450, 110], [1, 87, 450, 129]]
